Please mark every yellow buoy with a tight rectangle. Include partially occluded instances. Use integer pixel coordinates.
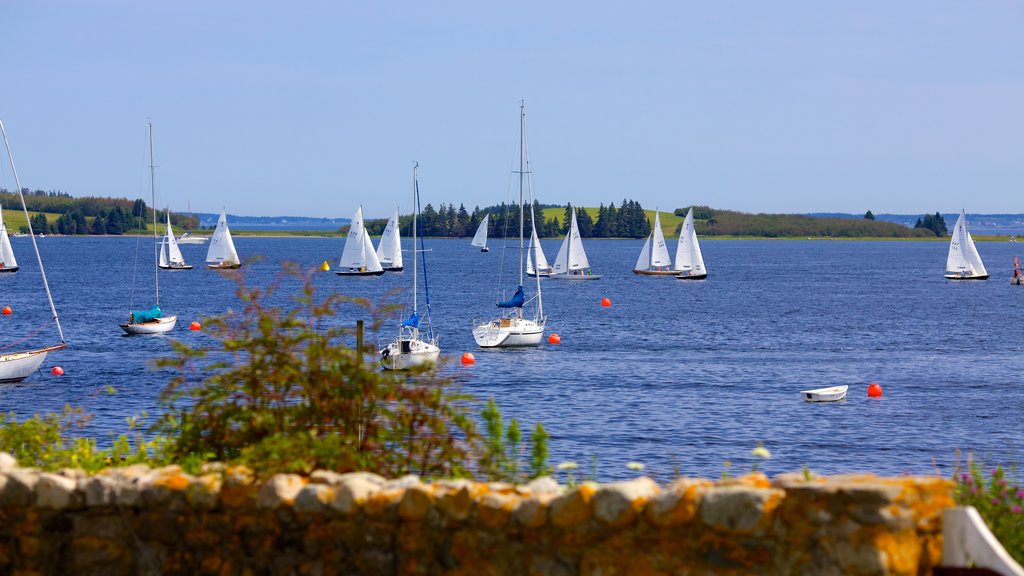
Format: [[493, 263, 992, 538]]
[[320, 260, 331, 272]]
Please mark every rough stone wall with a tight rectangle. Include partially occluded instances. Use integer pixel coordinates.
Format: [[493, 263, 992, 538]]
[[0, 456, 954, 575]]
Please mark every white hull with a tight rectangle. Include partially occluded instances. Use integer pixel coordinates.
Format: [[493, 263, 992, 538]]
[[120, 315, 177, 335], [549, 272, 601, 281], [0, 346, 62, 383], [801, 385, 848, 402], [380, 338, 440, 370], [945, 273, 989, 281], [473, 317, 544, 348], [176, 237, 208, 244]]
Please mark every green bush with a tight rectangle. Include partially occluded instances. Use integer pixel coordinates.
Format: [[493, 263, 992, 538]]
[[954, 456, 1024, 563]]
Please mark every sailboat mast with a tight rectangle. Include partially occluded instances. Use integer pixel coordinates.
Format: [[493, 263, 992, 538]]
[[148, 122, 159, 306], [0, 119, 65, 343], [412, 163, 418, 315], [518, 101, 525, 293]]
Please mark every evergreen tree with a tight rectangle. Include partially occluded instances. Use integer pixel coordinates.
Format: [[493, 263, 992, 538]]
[[90, 215, 107, 235], [864, 210, 875, 220], [420, 203, 439, 236], [562, 203, 573, 235], [575, 207, 594, 237], [29, 213, 49, 235], [456, 203, 470, 237]]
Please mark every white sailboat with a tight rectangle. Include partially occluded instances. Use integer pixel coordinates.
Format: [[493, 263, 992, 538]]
[[159, 210, 192, 270], [205, 210, 241, 269], [633, 211, 674, 275], [550, 206, 601, 280], [526, 225, 552, 277], [675, 207, 708, 280], [472, 101, 546, 348], [945, 210, 988, 280], [380, 163, 440, 370], [471, 214, 490, 252], [121, 122, 178, 335], [0, 118, 66, 381], [0, 205, 18, 273], [336, 206, 385, 276], [376, 209, 404, 271]]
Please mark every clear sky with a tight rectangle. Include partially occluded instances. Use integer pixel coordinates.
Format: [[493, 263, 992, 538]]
[[2, 1, 1021, 219]]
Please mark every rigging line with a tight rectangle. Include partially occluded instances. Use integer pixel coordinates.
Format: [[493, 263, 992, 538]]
[[415, 176, 434, 341], [0, 321, 51, 352]]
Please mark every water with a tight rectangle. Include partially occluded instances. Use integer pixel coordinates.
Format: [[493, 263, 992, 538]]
[[1, 235, 1021, 481]]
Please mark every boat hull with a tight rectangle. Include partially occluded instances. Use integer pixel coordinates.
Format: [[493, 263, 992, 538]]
[[676, 273, 708, 280], [473, 318, 544, 348], [0, 266, 18, 273], [633, 269, 677, 276], [526, 272, 551, 278], [480, 247, 490, 252], [380, 338, 440, 370], [0, 344, 65, 383], [801, 385, 848, 402], [944, 274, 989, 280], [382, 267, 404, 272], [159, 265, 194, 270], [335, 270, 386, 277], [549, 273, 601, 281], [1012, 276, 1024, 285], [207, 262, 242, 270], [120, 315, 177, 335]]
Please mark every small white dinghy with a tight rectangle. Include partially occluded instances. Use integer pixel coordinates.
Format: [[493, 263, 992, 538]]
[[801, 385, 848, 402]]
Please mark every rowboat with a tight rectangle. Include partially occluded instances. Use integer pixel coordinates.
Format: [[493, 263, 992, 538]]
[[801, 385, 848, 402]]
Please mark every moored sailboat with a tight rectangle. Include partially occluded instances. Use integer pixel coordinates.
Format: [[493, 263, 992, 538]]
[[0, 118, 66, 381], [159, 210, 193, 270], [471, 214, 490, 252], [526, 225, 552, 277], [205, 210, 241, 269], [472, 101, 546, 348], [675, 207, 708, 280], [0, 205, 18, 273], [376, 209, 404, 271], [550, 206, 600, 280], [633, 211, 673, 275], [945, 210, 988, 280], [380, 163, 439, 370], [336, 206, 385, 276], [121, 122, 178, 335]]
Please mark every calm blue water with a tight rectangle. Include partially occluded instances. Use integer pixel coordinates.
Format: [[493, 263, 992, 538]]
[[1, 236, 1021, 482]]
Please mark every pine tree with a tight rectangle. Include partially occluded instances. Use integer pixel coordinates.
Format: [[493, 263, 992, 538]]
[[864, 210, 875, 220]]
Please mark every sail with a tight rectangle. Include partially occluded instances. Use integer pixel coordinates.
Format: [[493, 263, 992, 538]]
[[159, 242, 169, 268], [376, 210, 403, 268], [634, 235, 651, 271], [206, 210, 240, 265], [553, 209, 590, 273], [361, 227, 383, 272], [0, 207, 16, 269], [339, 207, 383, 272], [530, 226, 549, 270], [164, 212, 186, 266], [497, 286, 525, 308], [946, 210, 986, 276], [650, 212, 671, 268], [675, 208, 706, 274], [471, 214, 489, 248]]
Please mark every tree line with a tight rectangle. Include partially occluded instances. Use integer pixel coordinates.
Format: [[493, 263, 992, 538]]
[[688, 207, 937, 238], [2, 188, 199, 235]]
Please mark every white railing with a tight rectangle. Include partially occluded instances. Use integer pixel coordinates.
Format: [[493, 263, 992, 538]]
[[941, 506, 1024, 575]]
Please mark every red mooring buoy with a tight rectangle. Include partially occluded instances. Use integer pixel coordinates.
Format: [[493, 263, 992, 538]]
[[867, 382, 883, 398], [51, 366, 64, 376], [461, 352, 475, 365], [189, 321, 201, 331], [1, 306, 11, 315], [600, 297, 611, 307], [548, 333, 561, 344]]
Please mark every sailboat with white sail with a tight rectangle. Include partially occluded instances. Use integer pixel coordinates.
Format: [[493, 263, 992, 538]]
[[159, 210, 192, 270], [471, 214, 490, 252], [633, 211, 673, 275], [0, 205, 18, 273], [205, 210, 241, 269], [945, 210, 988, 280], [675, 207, 707, 280], [336, 206, 385, 276], [120, 122, 177, 335], [526, 225, 552, 277], [550, 206, 601, 280], [472, 101, 546, 348], [380, 163, 439, 369], [376, 209, 404, 271], [0, 118, 66, 381]]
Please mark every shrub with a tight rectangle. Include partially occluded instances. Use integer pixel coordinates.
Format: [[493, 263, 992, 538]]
[[954, 455, 1024, 563]]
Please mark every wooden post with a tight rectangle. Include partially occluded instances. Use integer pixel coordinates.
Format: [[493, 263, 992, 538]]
[[356, 320, 364, 366]]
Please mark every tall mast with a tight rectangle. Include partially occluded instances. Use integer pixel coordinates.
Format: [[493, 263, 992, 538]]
[[518, 101, 525, 295], [0, 119, 64, 343], [412, 163, 418, 315], [149, 122, 159, 306]]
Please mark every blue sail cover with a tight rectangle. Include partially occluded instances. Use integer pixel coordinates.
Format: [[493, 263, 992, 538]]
[[131, 306, 162, 324], [497, 286, 525, 308], [401, 311, 420, 328]]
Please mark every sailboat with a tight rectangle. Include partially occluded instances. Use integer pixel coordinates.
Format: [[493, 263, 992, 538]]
[[472, 101, 546, 348], [471, 214, 490, 252], [0, 118, 66, 381], [0, 205, 18, 273], [380, 163, 439, 370], [336, 206, 385, 276], [550, 206, 601, 280], [945, 210, 988, 280], [675, 207, 708, 280], [121, 123, 178, 335], [376, 209, 404, 271], [633, 211, 674, 275], [158, 210, 192, 270], [1011, 256, 1023, 285], [205, 209, 241, 269], [526, 225, 552, 277]]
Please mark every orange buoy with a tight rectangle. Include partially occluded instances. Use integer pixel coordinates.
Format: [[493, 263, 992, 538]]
[[547, 333, 561, 344], [600, 297, 611, 307], [867, 383, 883, 398], [1, 306, 11, 315], [51, 366, 64, 376], [461, 352, 475, 365], [189, 321, 202, 331]]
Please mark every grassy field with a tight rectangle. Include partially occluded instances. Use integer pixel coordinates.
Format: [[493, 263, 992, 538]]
[[540, 207, 685, 236]]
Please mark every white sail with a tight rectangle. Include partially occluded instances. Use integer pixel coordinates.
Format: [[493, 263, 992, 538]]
[[553, 209, 591, 273], [471, 214, 489, 248], [206, 210, 240, 266], [527, 225, 550, 275], [675, 208, 706, 275], [376, 210, 403, 269], [164, 212, 186, 267], [946, 210, 987, 277], [0, 206, 16, 270], [339, 207, 383, 272], [650, 212, 671, 268], [634, 235, 651, 271]]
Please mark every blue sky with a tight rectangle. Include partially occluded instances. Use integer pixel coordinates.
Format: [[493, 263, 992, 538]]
[[2, 1, 1021, 219]]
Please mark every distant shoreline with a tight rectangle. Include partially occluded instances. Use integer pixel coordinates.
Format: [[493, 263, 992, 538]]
[[89, 232, 1016, 242]]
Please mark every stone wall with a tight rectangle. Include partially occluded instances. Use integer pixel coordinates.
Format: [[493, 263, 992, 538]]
[[0, 455, 954, 575]]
